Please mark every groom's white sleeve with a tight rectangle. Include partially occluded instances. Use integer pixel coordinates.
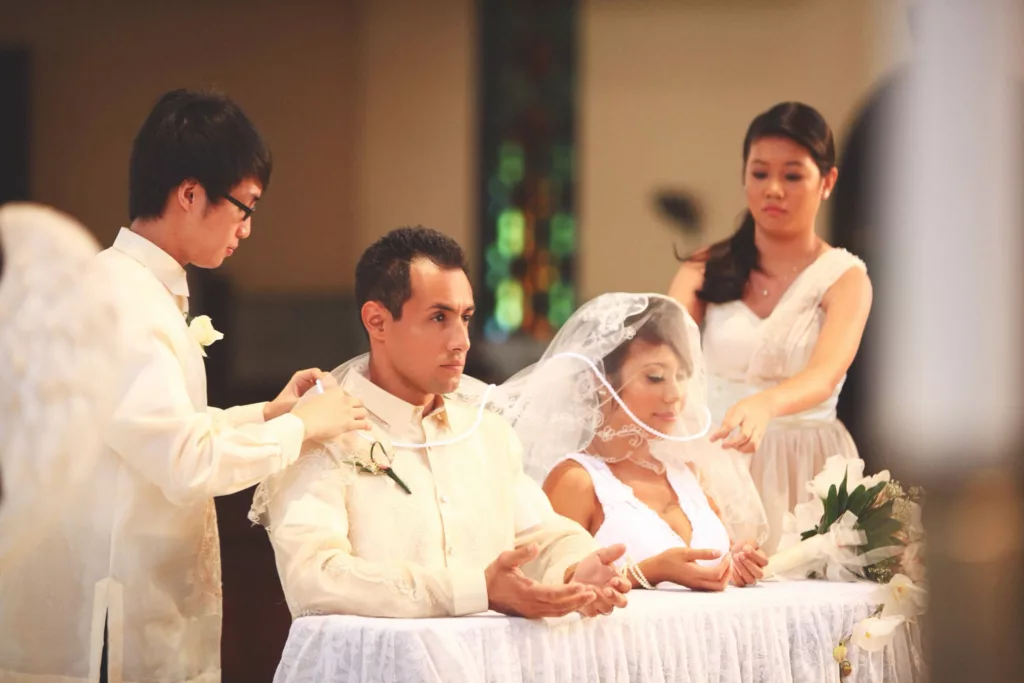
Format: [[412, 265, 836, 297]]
[[265, 455, 487, 619], [505, 427, 599, 585], [104, 332, 305, 506]]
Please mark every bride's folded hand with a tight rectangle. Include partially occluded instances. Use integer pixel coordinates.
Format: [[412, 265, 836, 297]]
[[730, 540, 768, 587], [649, 547, 731, 592]]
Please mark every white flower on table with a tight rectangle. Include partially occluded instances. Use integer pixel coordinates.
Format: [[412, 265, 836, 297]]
[[187, 315, 224, 357], [851, 615, 906, 652], [806, 454, 890, 500], [776, 497, 826, 552], [793, 497, 825, 530], [876, 573, 927, 618], [807, 456, 865, 499], [861, 469, 892, 490]]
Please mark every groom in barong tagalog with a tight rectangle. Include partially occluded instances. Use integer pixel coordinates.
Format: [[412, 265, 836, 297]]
[[0, 89, 370, 683], [252, 227, 631, 619]]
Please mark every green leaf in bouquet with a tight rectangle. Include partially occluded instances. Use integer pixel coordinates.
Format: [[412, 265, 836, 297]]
[[864, 533, 904, 554], [844, 484, 869, 518], [821, 484, 839, 531], [801, 528, 820, 541], [871, 517, 904, 540], [883, 534, 904, 548], [837, 470, 849, 511], [861, 516, 904, 553], [859, 499, 895, 528], [860, 480, 889, 510]]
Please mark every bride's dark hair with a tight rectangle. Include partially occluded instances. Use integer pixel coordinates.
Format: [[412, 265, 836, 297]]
[[602, 298, 693, 388], [679, 102, 835, 303]]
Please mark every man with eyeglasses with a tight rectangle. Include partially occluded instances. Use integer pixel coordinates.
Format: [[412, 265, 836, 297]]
[[0, 89, 369, 683]]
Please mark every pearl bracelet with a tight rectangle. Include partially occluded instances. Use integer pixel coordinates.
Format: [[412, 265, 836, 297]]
[[624, 555, 654, 590]]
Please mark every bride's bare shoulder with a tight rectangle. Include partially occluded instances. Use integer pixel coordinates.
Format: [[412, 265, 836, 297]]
[[543, 458, 595, 497], [543, 458, 601, 531]]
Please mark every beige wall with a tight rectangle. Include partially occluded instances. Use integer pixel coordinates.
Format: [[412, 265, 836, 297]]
[[3, 0, 903, 299], [0, 0, 474, 294], [350, 0, 476, 280], [578, 0, 905, 300]]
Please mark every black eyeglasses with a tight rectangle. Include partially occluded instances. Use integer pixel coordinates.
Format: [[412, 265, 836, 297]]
[[223, 193, 257, 221]]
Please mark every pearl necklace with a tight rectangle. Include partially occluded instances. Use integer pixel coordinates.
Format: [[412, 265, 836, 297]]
[[583, 444, 666, 475]]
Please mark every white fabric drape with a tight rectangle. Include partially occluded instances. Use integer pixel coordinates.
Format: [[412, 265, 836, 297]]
[[274, 581, 921, 683]]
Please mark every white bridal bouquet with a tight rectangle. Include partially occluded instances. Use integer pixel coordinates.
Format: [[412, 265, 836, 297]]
[[763, 456, 927, 678], [764, 456, 925, 584]]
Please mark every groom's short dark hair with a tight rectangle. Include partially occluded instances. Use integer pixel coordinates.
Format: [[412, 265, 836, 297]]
[[128, 89, 272, 221], [355, 226, 468, 320]]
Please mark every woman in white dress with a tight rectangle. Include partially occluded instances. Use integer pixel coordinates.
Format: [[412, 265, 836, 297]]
[[496, 293, 769, 591], [668, 102, 872, 554]]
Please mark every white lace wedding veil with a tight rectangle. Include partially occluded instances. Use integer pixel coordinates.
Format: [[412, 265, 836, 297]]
[[490, 292, 770, 546], [250, 292, 767, 545]]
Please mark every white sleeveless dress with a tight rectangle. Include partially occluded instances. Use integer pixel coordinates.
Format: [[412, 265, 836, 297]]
[[560, 454, 732, 581], [702, 248, 865, 554]]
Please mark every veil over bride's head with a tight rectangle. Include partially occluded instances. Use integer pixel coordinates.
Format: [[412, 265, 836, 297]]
[[492, 292, 769, 545]]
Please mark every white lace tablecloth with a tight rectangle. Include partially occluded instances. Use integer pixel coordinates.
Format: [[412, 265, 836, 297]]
[[274, 580, 922, 683]]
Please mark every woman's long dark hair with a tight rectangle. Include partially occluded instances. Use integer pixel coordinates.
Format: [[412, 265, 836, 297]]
[[680, 102, 836, 303]]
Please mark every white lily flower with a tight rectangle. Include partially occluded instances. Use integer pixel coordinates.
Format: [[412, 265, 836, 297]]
[[861, 470, 892, 490], [876, 573, 928, 618], [808, 456, 865, 499], [851, 615, 905, 652], [793, 497, 825, 531]]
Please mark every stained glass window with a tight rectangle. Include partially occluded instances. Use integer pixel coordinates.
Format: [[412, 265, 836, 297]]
[[479, 0, 577, 342]]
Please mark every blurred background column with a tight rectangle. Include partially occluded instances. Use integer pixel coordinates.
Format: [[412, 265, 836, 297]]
[[876, 0, 1024, 679]]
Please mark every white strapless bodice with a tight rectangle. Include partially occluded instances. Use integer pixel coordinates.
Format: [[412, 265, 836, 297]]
[[560, 454, 731, 574]]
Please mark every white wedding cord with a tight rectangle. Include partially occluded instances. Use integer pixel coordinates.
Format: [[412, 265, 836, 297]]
[[548, 351, 713, 443], [311, 346, 710, 451], [315, 378, 499, 450]]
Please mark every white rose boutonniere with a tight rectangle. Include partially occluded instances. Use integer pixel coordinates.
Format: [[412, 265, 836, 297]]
[[187, 315, 224, 357]]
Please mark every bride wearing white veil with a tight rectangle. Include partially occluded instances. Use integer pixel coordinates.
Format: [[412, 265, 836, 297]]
[[493, 293, 770, 590]]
